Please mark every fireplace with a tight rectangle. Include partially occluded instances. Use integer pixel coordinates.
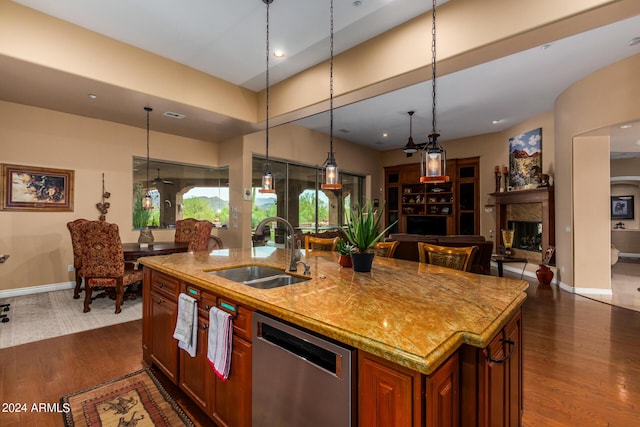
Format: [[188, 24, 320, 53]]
[[407, 215, 447, 235], [507, 220, 542, 252]]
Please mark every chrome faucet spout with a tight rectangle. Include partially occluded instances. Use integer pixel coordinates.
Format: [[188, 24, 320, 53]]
[[255, 216, 300, 272]]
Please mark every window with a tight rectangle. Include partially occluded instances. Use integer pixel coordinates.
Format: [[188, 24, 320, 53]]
[[251, 156, 365, 235], [132, 157, 229, 229]]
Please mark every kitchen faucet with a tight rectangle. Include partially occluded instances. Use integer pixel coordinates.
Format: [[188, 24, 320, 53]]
[[255, 217, 301, 272]]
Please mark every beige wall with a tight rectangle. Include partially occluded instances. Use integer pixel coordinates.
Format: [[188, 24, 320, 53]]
[[0, 102, 381, 292], [555, 53, 640, 290]]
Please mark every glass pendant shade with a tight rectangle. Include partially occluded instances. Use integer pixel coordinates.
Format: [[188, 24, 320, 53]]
[[419, 134, 449, 183], [321, 154, 341, 190], [260, 163, 275, 193], [142, 194, 153, 210]]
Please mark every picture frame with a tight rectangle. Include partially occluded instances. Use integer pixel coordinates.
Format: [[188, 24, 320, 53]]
[[1, 163, 74, 212], [508, 127, 542, 188], [611, 195, 634, 220]]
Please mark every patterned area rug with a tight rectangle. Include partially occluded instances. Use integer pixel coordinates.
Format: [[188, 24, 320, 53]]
[[0, 288, 141, 348], [61, 368, 194, 427]]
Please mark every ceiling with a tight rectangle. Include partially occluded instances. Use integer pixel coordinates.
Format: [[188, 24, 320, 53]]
[[5, 0, 640, 156]]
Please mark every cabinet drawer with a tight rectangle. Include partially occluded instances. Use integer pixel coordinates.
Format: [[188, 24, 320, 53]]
[[199, 291, 217, 319], [217, 297, 252, 341], [151, 271, 179, 298]]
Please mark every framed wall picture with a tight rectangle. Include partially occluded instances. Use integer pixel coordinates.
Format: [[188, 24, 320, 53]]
[[508, 127, 542, 188], [1, 164, 74, 212], [611, 195, 634, 220]]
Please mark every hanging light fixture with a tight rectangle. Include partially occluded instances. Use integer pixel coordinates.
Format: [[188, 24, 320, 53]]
[[403, 111, 418, 156], [260, 0, 276, 193], [142, 106, 154, 210], [420, 0, 449, 184], [321, 0, 342, 190]]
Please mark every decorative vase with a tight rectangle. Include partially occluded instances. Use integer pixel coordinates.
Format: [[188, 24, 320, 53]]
[[351, 252, 374, 273], [138, 228, 155, 244], [339, 255, 352, 268], [536, 264, 554, 286], [501, 229, 515, 256]]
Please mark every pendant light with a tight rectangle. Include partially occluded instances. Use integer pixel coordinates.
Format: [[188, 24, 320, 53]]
[[403, 111, 418, 156], [321, 0, 342, 190], [420, 0, 449, 183], [259, 0, 275, 193], [142, 106, 154, 210]]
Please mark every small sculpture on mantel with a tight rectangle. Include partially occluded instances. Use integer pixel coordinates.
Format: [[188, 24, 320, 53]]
[[95, 173, 111, 221]]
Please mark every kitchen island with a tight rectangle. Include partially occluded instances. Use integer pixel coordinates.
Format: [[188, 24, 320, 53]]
[[140, 246, 528, 426]]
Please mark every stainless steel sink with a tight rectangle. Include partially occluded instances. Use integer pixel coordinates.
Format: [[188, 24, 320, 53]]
[[207, 265, 310, 289]]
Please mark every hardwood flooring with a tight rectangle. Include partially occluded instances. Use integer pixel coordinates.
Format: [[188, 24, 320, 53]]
[[1, 277, 639, 426]]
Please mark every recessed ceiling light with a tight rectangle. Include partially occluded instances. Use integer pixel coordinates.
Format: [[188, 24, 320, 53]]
[[492, 119, 503, 124], [164, 111, 185, 119], [88, 94, 97, 99], [541, 44, 552, 50], [353, 1, 362, 6], [382, 133, 388, 138], [273, 50, 285, 58], [620, 124, 633, 129], [629, 37, 640, 47]]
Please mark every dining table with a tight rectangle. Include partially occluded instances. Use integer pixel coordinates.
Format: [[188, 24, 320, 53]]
[[122, 241, 190, 262]]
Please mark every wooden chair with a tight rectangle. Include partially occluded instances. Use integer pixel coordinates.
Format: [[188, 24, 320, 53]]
[[417, 242, 478, 272], [66, 218, 89, 299], [209, 234, 224, 251], [79, 221, 143, 314], [305, 236, 339, 255], [189, 220, 214, 252], [174, 218, 199, 244], [373, 241, 399, 258]]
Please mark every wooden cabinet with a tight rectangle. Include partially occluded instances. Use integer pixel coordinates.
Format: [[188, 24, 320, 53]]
[[143, 271, 253, 427], [461, 308, 522, 427], [426, 352, 460, 427], [385, 158, 479, 236], [359, 351, 423, 427], [146, 269, 180, 384]]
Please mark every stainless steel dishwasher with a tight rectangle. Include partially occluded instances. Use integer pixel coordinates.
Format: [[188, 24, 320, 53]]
[[252, 311, 354, 427]]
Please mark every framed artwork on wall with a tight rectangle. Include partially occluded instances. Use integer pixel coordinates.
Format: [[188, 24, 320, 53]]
[[508, 127, 542, 188], [1, 163, 74, 212], [611, 195, 634, 220]]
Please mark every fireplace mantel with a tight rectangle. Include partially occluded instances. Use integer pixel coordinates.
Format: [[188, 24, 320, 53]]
[[491, 187, 555, 263]]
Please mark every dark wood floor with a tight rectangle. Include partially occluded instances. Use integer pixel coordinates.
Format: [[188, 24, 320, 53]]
[[1, 277, 639, 426]]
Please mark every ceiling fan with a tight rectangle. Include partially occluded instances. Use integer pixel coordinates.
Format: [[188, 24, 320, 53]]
[[153, 168, 174, 185]]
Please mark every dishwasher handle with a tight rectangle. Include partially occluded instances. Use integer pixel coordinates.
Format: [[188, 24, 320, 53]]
[[257, 320, 343, 378]]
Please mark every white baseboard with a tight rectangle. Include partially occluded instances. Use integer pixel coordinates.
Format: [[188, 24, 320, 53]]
[[0, 282, 74, 299], [497, 262, 559, 285], [557, 281, 613, 295]]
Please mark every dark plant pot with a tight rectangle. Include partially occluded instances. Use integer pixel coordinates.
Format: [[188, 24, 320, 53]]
[[351, 252, 375, 272], [536, 264, 554, 286], [339, 255, 352, 268]]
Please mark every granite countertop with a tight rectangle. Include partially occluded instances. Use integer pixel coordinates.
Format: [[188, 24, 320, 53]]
[[139, 247, 528, 375]]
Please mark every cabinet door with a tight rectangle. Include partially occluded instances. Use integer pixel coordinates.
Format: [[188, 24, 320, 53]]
[[358, 352, 422, 427], [426, 353, 459, 427], [150, 291, 178, 384], [211, 335, 252, 427], [179, 316, 210, 411]]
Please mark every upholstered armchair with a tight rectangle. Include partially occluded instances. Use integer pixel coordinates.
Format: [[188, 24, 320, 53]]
[[174, 218, 199, 244], [417, 242, 478, 272], [189, 220, 214, 252], [79, 221, 143, 314], [66, 218, 89, 299]]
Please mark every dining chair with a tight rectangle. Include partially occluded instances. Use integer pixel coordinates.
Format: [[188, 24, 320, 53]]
[[189, 220, 214, 252], [417, 242, 478, 272], [373, 241, 399, 258], [79, 220, 143, 313], [208, 234, 224, 250], [305, 236, 339, 256], [174, 218, 200, 244], [66, 218, 89, 299]]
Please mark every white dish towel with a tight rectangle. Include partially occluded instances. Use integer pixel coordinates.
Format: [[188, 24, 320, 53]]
[[173, 293, 198, 357], [207, 306, 233, 381]]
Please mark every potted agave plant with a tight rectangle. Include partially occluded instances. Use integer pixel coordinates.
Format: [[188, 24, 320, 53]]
[[344, 201, 397, 272], [336, 238, 355, 268]]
